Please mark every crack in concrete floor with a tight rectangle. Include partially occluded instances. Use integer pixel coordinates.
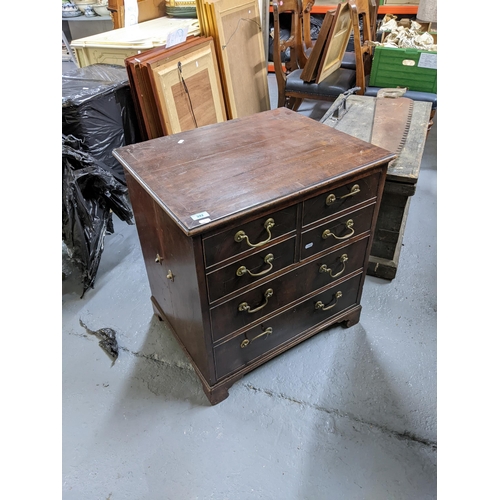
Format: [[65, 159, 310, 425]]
[[69, 323, 436, 451], [243, 383, 437, 450]]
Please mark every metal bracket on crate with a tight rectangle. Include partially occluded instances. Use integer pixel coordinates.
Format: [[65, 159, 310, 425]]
[[319, 87, 360, 125]]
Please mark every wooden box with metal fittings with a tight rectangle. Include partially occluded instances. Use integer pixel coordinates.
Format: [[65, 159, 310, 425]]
[[113, 107, 396, 405], [320, 92, 433, 280]]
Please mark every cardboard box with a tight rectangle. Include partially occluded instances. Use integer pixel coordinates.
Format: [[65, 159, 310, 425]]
[[108, 0, 166, 29], [369, 45, 436, 93]]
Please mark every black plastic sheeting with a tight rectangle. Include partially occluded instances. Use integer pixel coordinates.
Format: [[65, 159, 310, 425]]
[[62, 64, 140, 185], [62, 134, 134, 298], [62, 64, 140, 297]]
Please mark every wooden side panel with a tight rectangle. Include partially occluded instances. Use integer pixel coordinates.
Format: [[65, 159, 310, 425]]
[[370, 189, 409, 259], [125, 60, 148, 141], [125, 173, 215, 383], [367, 197, 411, 280], [125, 47, 167, 140]]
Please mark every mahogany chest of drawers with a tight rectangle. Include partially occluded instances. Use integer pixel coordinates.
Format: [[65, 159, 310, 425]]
[[113, 108, 395, 404]]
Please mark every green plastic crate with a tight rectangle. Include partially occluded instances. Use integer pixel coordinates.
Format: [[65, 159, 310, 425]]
[[369, 46, 437, 93]]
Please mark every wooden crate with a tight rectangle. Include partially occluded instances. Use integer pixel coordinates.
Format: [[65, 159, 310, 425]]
[[321, 95, 431, 280], [368, 181, 416, 279], [370, 46, 437, 94]]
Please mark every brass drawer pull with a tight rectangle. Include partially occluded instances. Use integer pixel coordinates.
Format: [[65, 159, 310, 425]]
[[240, 327, 273, 348], [236, 253, 274, 277], [238, 288, 273, 313], [315, 291, 342, 311], [319, 254, 348, 279], [322, 219, 355, 240], [325, 184, 360, 205], [341, 184, 360, 199], [234, 218, 275, 248]]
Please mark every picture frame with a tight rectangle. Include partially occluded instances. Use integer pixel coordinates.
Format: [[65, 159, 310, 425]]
[[209, 0, 270, 118], [300, 9, 337, 83], [316, 2, 352, 83]]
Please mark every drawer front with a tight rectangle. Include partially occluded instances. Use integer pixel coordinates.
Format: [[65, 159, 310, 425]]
[[203, 206, 297, 268], [214, 273, 363, 380], [301, 203, 375, 260], [303, 172, 381, 227], [210, 236, 368, 342], [206, 237, 296, 303], [305, 236, 369, 291]]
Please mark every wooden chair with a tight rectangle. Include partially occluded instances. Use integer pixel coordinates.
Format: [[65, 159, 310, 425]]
[[298, 0, 316, 68], [349, 0, 377, 94], [273, 0, 357, 110], [341, 0, 378, 71], [272, 0, 304, 77]]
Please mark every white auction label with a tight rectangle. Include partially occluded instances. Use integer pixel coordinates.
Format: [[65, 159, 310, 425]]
[[190, 211, 210, 221], [166, 27, 188, 48], [418, 52, 437, 70]]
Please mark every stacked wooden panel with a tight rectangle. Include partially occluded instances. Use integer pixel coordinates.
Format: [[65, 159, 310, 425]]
[[125, 36, 227, 141], [300, 2, 352, 83], [195, 0, 270, 119]]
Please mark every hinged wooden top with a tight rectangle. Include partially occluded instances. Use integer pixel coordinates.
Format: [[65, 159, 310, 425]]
[[113, 108, 395, 236], [321, 95, 432, 184]]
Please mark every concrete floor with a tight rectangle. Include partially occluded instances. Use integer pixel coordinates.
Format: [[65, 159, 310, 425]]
[[62, 65, 437, 499]]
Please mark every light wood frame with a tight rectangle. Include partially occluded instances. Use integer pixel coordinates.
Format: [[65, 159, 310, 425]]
[[210, 0, 270, 119], [300, 8, 336, 83], [316, 1, 352, 83], [146, 37, 227, 136]]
